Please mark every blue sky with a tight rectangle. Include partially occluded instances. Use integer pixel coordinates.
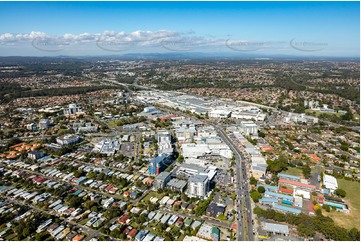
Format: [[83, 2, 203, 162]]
[[0, 1, 359, 57]]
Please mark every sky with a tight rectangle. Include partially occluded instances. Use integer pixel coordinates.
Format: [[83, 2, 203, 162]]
[[0, 1, 359, 57]]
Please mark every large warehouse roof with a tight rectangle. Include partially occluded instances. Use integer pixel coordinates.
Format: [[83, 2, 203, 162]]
[[264, 222, 289, 234]]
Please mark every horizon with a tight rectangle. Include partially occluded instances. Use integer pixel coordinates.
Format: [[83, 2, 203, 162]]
[[0, 1, 360, 57], [0, 52, 360, 60]]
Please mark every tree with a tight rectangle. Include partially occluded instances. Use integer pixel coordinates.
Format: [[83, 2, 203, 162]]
[[87, 171, 96, 179], [195, 198, 212, 216], [315, 208, 322, 216], [7, 137, 22, 148], [314, 204, 321, 211], [181, 193, 190, 202], [267, 156, 288, 174], [14, 221, 26, 239], [322, 204, 331, 212], [110, 228, 120, 238], [22, 226, 31, 239], [119, 233, 126, 240], [176, 154, 184, 163], [341, 109, 353, 121], [258, 131, 266, 138], [257, 186, 266, 194], [67, 196, 82, 207], [340, 144, 349, 152], [174, 204, 180, 211], [297, 224, 316, 238], [349, 228, 360, 241], [253, 206, 359, 241], [35, 231, 49, 241], [250, 176, 257, 186], [335, 188, 346, 197], [99, 228, 108, 235], [302, 164, 311, 179], [83, 200, 93, 210], [250, 190, 262, 203]]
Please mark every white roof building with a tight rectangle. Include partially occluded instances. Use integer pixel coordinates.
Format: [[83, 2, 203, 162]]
[[264, 222, 289, 235], [240, 121, 258, 136], [181, 143, 211, 158], [209, 109, 231, 118], [323, 174, 338, 192]]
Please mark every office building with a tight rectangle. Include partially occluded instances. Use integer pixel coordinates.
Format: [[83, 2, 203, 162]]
[[39, 119, 50, 130], [156, 130, 173, 154], [167, 178, 187, 192], [154, 172, 171, 189], [240, 121, 258, 136], [188, 174, 209, 198], [56, 134, 80, 146], [64, 103, 83, 115], [148, 154, 172, 175]]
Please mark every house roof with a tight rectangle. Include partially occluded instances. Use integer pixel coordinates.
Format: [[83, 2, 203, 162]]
[[72, 235, 84, 241], [206, 202, 226, 217], [118, 214, 130, 224], [128, 228, 138, 237], [278, 178, 316, 190]]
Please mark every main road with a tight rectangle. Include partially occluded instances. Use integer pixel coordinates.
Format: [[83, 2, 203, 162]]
[[214, 125, 254, 241]]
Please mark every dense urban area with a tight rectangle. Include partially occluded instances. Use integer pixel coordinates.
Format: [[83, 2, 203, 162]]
[[0, 56, 359, 241]]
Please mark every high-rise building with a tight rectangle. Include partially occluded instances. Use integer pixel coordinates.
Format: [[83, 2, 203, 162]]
[[148, 154, 172, 175], [188, 174, 209, 198], [156, 130, 173, 154], [38, 119, 50, 130], [64, 103, 83, 115], [240, 121, 258, 136]]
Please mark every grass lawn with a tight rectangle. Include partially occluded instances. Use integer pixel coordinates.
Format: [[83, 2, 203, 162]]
[[305, 109, 343, 118], [5, 233, 17, 241], [0, 226, 8, 232], [79, 218, 90, 226], [326, 179, 360, 230], [283, 167, 304, 179], [142, 191, 164, 203], [130, 222, 139, 228], [148, 221, 159, 228], [177, 234, 186, 241], [107, 121, 119, 128]]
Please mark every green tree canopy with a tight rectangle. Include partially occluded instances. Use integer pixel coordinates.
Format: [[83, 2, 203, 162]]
[[335, 188, 346, 197]]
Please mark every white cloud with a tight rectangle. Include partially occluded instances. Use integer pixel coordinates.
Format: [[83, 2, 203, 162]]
[[0, 30, 293, 53], [0, 30, 220, 47]]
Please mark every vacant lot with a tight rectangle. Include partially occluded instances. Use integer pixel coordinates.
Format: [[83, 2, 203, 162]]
[[142, 191, 164, 203], [326, 179, 360, 230], [283, 167, 304, 178]]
